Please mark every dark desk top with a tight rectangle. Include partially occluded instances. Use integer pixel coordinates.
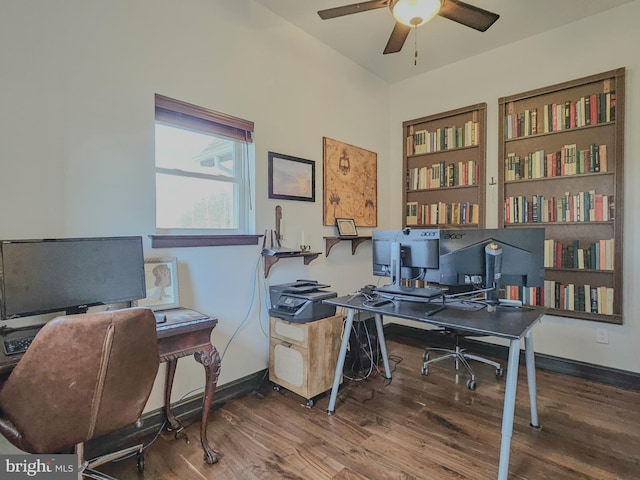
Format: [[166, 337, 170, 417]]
[[0, 307, 217, 373], [155, 308, 217, 339], [325, 295, 546, 340]]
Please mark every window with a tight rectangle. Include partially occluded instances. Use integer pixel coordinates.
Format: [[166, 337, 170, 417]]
[[154, 94, 254, 234]]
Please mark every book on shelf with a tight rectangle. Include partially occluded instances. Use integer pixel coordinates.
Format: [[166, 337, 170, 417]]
[[407, 202, 479, 226], [406, 201, 418, 225], [504, 190, 612, 224], [407, 120, 480, 155], [541, 280, 613, 315], [507, 91, 617, 138], [504, 143, 607, 182], [543, 238, 613, 270]]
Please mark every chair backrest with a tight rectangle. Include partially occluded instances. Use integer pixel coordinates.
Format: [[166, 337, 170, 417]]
[[0, 308, 159, 453]]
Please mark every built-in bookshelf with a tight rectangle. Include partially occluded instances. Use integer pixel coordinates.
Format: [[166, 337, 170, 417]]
[[403, 104, 486, 228], [498, 68, 625, 324]]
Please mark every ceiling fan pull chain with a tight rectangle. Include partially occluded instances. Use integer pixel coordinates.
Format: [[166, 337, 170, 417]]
[[414, 25, 418, 66]]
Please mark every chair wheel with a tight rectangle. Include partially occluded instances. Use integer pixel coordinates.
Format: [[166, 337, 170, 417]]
[[273, 385, 280, 392], [466, 379, 476, 390], [305, 399, 314, 408], [496, 368, 504, 378], [136, 452, 145, 473], [422, 352, 430, 362], [421, 366, 428, 376]]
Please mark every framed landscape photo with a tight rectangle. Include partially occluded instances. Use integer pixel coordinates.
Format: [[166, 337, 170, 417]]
[[268, 152, 315, 202], [134, 257, 180, 310], [336, 218, 358, 237]]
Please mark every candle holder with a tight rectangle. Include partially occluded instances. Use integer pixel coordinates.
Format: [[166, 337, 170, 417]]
[[299, 245, 311, 252]]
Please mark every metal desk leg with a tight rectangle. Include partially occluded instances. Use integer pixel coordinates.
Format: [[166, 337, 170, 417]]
[[498, 338, 521, 480], [524, 331, 540, 428], [327, 308, 354, 414], [373, 313, 392, 379]]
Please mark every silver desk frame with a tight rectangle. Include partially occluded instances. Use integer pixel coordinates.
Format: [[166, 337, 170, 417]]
[[325, 295, 546, 480]]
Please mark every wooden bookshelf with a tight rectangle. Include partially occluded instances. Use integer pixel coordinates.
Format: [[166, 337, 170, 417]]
[[498, 68, 625, 324], [402, 104, 486, 229]]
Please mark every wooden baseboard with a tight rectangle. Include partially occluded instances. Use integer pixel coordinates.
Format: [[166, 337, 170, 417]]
[[86, 369, 269, 458]]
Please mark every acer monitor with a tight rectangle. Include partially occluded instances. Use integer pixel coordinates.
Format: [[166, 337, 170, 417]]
[[372, 228, 440, 285], [424, 228, 545, 303]]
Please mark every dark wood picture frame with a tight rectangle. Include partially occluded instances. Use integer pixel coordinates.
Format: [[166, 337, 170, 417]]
[[268, 152, 315, 202]]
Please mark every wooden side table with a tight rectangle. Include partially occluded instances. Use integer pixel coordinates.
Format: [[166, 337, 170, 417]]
[[155, 308, 221, 464]]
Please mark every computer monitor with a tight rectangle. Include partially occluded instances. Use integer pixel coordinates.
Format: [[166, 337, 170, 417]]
[[372, 228, 440, 285], [0, 236, 146, 320], [424, 228, 545, 303]]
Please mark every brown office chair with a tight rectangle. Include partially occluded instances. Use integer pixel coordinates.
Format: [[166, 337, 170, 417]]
[[0, 308, 159, 479]]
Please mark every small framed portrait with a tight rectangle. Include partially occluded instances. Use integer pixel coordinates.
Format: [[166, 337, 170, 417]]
[[336, 218, 358, 237], [134, 257, 180, 311]]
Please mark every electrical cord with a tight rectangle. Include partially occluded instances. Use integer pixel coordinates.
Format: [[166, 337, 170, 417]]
[[220, 253, 263, 361]]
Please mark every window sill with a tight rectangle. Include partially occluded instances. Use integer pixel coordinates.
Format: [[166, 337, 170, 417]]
[[149, 234, 261, 248]]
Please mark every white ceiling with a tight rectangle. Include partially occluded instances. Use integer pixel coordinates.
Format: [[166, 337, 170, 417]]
[[254, 0, 634, 83]]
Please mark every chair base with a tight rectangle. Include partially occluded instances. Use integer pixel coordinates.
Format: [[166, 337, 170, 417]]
[[421, 345, 503, 390], [77, 442, 145, 480]]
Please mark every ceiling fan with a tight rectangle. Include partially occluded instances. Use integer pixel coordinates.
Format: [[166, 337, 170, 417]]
[[318, 0, 499, 55]]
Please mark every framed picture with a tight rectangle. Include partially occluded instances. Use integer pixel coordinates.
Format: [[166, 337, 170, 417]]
[[323, 137, 377, 226], [134, 257, 180, 311], [336, 218, 358, 237], [268, 152, 315, 202]]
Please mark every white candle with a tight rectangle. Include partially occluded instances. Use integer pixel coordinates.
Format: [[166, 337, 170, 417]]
[[301, 231, 305, 246]]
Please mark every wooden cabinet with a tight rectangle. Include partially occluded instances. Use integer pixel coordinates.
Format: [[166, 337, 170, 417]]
[[402, 103, 486, 229], [498, 68, 625, 324], [269, 314, 343, 406]]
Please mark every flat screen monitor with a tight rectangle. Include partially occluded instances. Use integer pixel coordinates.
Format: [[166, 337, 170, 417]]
[[0, 236, 146, 320], [424, 227, 545, 301], [372, 228, 440, 283]]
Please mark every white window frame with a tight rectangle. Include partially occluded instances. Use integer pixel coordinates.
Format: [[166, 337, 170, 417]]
[[154, 94, 255, 236]]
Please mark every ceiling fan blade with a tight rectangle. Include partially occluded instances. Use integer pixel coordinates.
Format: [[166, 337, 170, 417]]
[[438, 0, 499, 32], [383, 21, 411, 54], [318, 1, 389, 20]]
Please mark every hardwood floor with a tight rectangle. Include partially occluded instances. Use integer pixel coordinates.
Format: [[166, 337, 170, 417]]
[[101, 339, 640, 479]]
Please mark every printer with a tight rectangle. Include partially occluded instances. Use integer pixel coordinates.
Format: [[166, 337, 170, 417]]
[[269, 280, 337, 323]]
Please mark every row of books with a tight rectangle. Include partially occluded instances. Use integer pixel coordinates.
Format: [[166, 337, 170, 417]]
[[503, 90, 616, 139], [543, 238, 614, 271], [406, 121, 479, 155], [504, 191, 613, 224], [407, 160, 478, 191], [503, 283, 614, 315], [504, 143, 607, 181], [405, 201, 479, 226]]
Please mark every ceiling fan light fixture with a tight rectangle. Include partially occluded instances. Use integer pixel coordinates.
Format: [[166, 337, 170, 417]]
[[390, 0, 442, 27]]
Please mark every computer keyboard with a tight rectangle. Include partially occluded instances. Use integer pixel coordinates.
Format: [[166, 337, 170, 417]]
[[3, 335, 36, 355], [376, 284, 446, 299]]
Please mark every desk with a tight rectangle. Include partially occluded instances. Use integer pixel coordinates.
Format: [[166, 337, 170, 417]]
[[0, 307, 221, 465], [156, 308, 221, 465], [325, 295, 546, 480]]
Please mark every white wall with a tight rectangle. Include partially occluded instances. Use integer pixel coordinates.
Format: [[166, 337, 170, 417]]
[[0, 0, 390, 411], [389, 1, 640, 373], [1, 0, 637, 429]]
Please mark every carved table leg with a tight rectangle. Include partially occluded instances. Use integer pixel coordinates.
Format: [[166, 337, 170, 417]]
[[194, 345, 221, 464], [164, 359, 189, 444]]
